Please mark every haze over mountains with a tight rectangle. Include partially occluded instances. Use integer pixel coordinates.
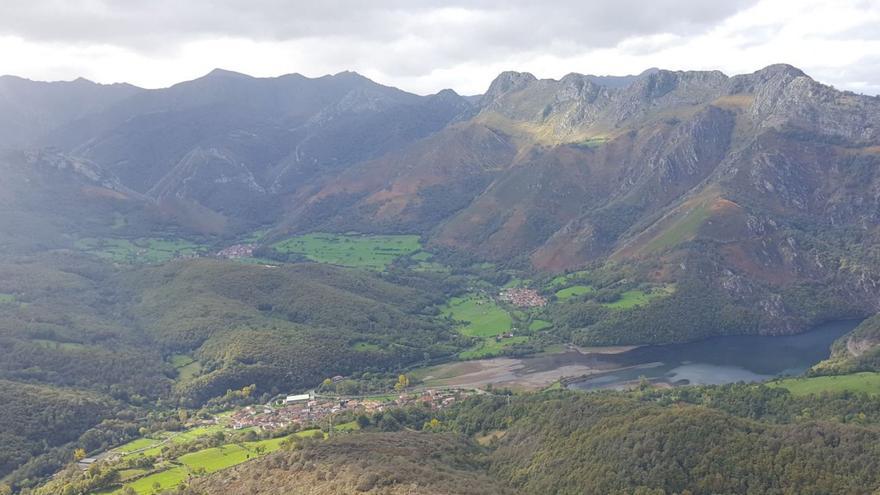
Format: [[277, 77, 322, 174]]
[[3, 61, 880, 495], [3, 63, 880, 336]]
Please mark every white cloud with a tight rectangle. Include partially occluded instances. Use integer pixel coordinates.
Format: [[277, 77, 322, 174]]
[[0, 0, 877, 95]]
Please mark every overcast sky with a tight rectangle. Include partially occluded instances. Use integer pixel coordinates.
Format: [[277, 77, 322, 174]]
[[0, 0, 878, 95]]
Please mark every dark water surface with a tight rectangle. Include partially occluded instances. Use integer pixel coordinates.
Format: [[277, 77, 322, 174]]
[[556, 320, 859, 390]]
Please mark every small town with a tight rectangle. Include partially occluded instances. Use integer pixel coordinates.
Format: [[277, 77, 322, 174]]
[[229, 388, 475, 431], [498, 287, 547, 307], [216, 243, 256, 259]]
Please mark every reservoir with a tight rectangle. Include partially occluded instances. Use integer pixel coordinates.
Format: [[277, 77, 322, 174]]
[[567, 319, 859, 390], [419, 320, 859, 391]]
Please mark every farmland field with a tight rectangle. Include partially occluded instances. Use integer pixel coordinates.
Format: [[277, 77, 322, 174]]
[[460, 336, 529, 359], [171, 425, 225, 443], [75, 237, 205, 264], [603, 286, 674, 310], [548, 270, 591, 288], [555, 285, 594, 300], [170, 354, 202, 381], [442, 295, 512, 338], [179, 444, 257, 473], [113, 465, 189, 494], [768, 372, 880, 396], [272, 232, 421, 270], [442, 294, 523, 359], [529, 319, 553, 331], [108, 432, 316, 494], [115, 438, 160, 454]]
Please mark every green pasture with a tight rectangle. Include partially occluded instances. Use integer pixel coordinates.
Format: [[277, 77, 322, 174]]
[[460, 336, 529, 359], [272, 232, 421, 270], [529, 319, 553, 331], [75, 237, 205, 264], [768, 372, 880, 397], [603, 286, 674, 310], [548, 270, 591, 288], [0, 293, 16, 304], [170, 354, 202, 381], [113, 465, 189, 494], [555, 285, 594, 300], [115, 438, 160, 454], [442, 295, 512, 338]]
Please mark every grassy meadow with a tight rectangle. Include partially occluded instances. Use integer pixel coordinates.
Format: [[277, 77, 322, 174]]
[[768, 372, 880, 397], [555, 285, 594, 300], [459, 336, 529, 359], [104, 426, 327, 494], [170, 354, 202, 381], [441, 294, 531, 359], [272, 232, 421, 270], [442, 295, 512, 338], [603, 286, 675, 310], [75, 237, 205, 264]]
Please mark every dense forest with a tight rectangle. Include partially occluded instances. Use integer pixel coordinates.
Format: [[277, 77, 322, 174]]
[[0, 251, 470, 486]]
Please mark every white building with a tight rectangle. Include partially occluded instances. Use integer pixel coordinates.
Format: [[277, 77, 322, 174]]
[[283, 393, 311, 405]]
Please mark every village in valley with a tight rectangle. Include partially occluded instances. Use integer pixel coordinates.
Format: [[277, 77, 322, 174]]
[[498, 287, 547, 308], [230, 387, 473, 431], [215, 243, 256, 259]]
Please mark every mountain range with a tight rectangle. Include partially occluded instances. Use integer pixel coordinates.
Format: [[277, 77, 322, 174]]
[[3, 64, 879, 336]]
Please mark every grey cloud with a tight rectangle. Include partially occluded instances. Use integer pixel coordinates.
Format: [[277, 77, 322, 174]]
[[0, 1, 758, 52], [812, 55, 880, 95]]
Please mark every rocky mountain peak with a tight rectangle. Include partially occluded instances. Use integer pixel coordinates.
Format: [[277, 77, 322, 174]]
[[483, 71, 539, 102]]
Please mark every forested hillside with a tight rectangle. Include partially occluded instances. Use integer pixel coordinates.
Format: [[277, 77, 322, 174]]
[[0, 252, 465, 484], [814, 314, 880, 374], [125, 259, 463, 403], [171, 385, 880, 495]]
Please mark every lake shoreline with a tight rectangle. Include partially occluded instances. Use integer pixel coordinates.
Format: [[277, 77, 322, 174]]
[[416, 320, 860, 392]]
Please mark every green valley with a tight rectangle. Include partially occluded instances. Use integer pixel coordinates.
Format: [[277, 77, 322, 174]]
[[271, 233, 421, 270]]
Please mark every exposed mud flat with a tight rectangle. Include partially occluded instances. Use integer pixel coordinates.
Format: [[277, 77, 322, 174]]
[[419, 321, 859, 391]]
